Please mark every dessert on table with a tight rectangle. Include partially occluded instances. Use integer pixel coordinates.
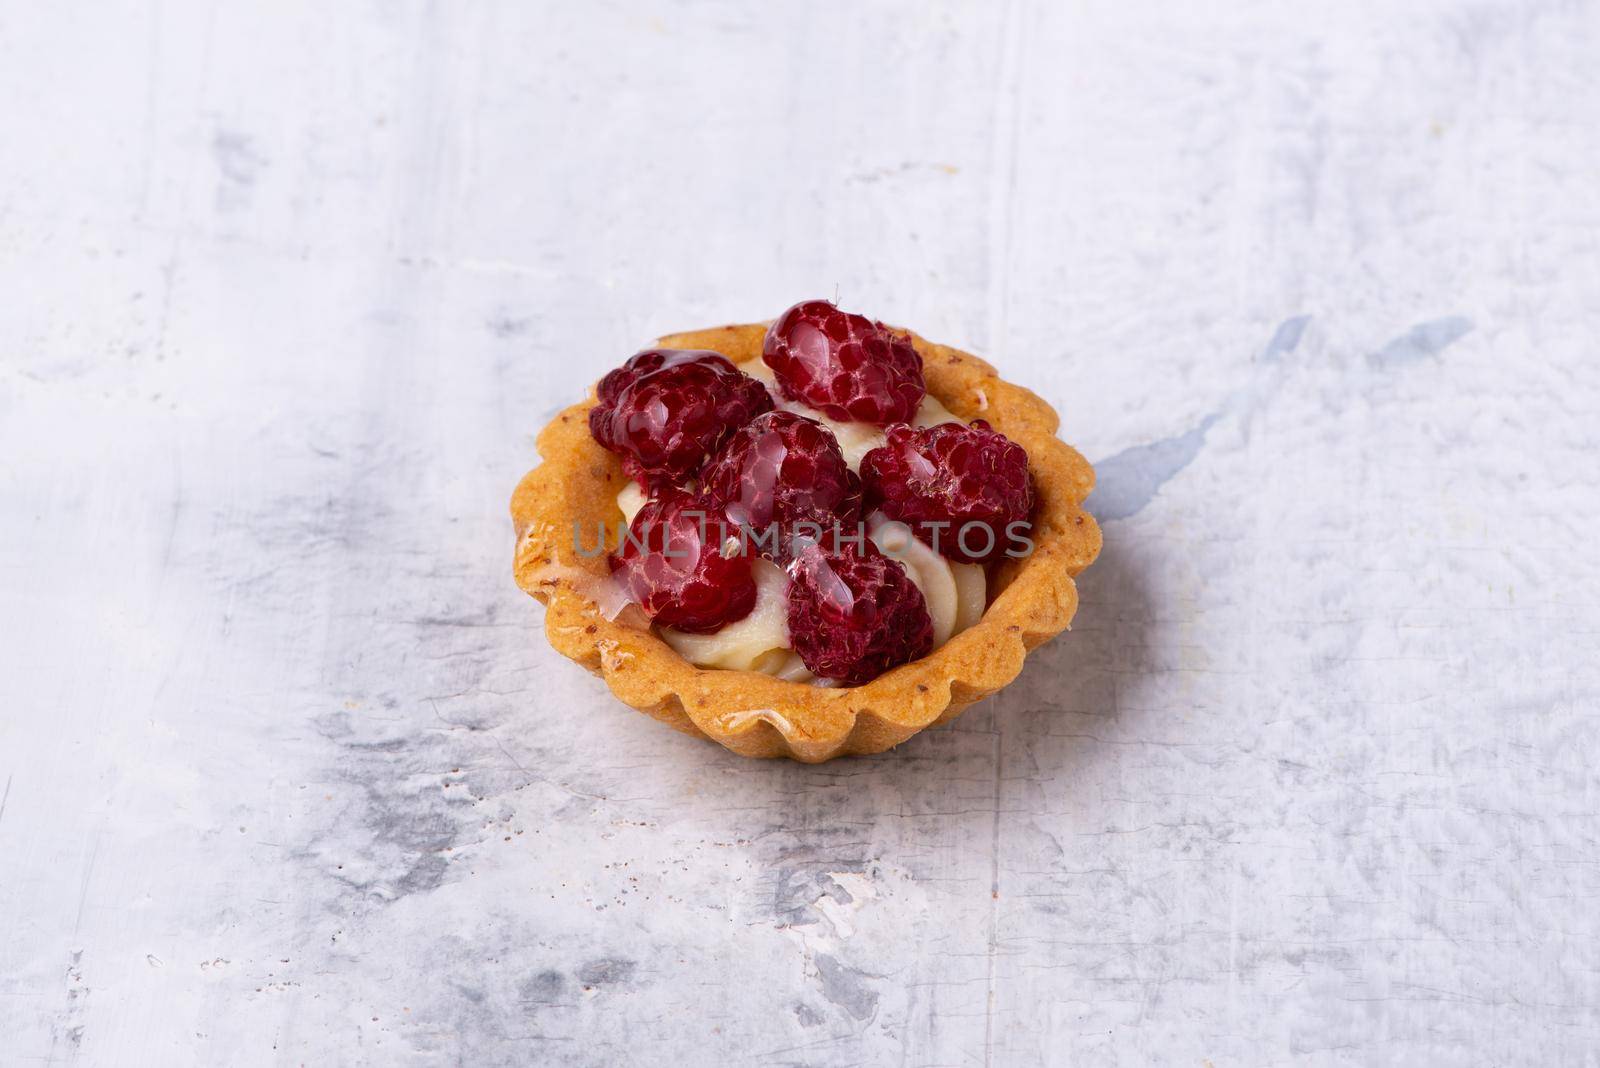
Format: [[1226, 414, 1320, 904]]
[[511, 300, 1100, 761]]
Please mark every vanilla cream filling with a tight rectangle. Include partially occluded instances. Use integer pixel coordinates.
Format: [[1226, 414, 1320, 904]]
[[659, 559, 814, 681], [616, 479, 647, 525], [619, 357, 985, 681], [866, 514, 987, 648]]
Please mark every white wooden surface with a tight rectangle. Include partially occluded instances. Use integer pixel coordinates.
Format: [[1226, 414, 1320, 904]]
[[4, 1, 1599, 1064]]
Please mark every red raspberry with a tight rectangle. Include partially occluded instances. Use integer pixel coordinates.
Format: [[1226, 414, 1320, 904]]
[[785, 543, 934, 685], [609, 489, 756, 634], [589, 349, 773, 487], [762, 300, 925, 425], [700, 411, 860, 536], [858, 420, 1034, 564]]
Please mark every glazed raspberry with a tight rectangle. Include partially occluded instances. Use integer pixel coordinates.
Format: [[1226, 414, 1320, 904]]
[[609, 489, 756, 634], [762, 300, 925, 425], [589, 349, 773, 486], [859, 420, 1033, 564], [700, 411, 859, 536], [785, 543, 934, 685]]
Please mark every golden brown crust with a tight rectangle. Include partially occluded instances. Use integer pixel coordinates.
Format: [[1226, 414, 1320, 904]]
[[510, 322, 1101, 762]]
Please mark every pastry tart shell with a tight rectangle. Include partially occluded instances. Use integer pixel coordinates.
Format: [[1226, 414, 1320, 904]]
[[510, 323, 1101, 762]]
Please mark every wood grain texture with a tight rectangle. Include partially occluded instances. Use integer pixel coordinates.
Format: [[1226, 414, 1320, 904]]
[[2, 0, 1598, 1064]]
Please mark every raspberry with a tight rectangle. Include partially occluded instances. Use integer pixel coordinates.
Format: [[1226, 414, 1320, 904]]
[[700, 411, 860, 536], [762, 300, 925, 425], [858, 420, 1034, 564], [609, 489, 756, 634], [785, 543, 934, 684], [589, 349, 773, 487]]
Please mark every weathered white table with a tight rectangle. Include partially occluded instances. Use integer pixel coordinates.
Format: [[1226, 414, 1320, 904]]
[[4, 2, 1598, 1064]]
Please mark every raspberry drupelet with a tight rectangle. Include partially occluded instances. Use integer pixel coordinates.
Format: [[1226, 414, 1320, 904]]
[[589, 348, 772, 487], [699, 410, 861, 536], [859, 420, 1034, 564], [762, 300, 925, 425], [608, 489, 756, 634], [785, 542, 934, 684]]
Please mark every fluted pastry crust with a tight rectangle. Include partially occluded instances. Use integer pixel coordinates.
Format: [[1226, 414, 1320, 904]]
[[511, 323, 1101, 762]]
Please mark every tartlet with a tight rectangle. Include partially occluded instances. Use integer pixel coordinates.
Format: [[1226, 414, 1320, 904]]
[[510, 317, 1101, 762]]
